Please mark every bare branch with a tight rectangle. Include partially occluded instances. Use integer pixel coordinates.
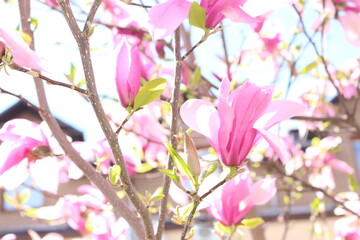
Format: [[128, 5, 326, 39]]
[[57, 0, 154, 238], [9, 63, 88, 94], [156, 27, 183, 240]]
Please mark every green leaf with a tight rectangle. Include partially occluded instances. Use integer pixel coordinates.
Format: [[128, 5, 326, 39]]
[[348, 174, 358, 191], [158, 169, 180, 181], [300, 61, 318, 74], [240, 218, 264, 229], [68, 63, 76, 82], [133, 78, 167, 111], [311, 197, 325, 213], [3, 193, 17, 207], [151, 194, 165, 202], [29, 17, 39, 31], [311, 137, 321, 147], [109, 165, 121, 185], [116, 191, 126, 199], [165, 143, 196, 185], [191, 67, 201, 84], [283, 195, 290, 205], [19, 188, 31, 204], [214, 222, 234, 234], [135, 163, 154, 173], [200, 161, 219, 182], [151, 187, 165, 202], [189, 2, 206, 30]]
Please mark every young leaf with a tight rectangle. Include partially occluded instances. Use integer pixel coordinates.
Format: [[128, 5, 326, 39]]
[[19, 188, 31, 204], [240, 218, 264, 229], [135, 163, 154, 173], [200, 161, 219, 182], [300, 61, 318, 74], [133, 78, 167, 111], [184, 133, 201, 179], [158, 169, 180, 181], [191, 67, 201, 84], [348, 174, 358, 191], [189, 2, 206, 30], [108, 165, 121, 186], [165, 142, 196, 186]]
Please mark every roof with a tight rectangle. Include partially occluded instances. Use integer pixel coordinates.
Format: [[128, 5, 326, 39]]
[[0, 101, 84, 141]]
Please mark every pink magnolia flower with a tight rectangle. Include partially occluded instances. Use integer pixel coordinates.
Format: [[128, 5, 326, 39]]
[[305, 136, 354, 189], [30, 185, 128, 240], [148, 0, 294, 40], [148, 0, 192, 40], [0, 27, 48, 71], [206, 170, 276, 226], [72, 137, 141, 178], [180, 78, 306, 166], [116, 38, 142, 108], [127, 107, 169, 165], [0, 119, 60, 193], [334, 216, 360, 240], [43, 0, 59, 8]]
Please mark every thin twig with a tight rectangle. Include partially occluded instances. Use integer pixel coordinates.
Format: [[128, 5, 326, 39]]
[[293, 5, 350, 115], [123, 0, 151, 8], [273, 163, 360, 218], [181, 35, 207, 62], [180, 168, 244, 240], [9, 63, 88, 94], [0, 87, 43, 112], [220, 24, 231, 78]]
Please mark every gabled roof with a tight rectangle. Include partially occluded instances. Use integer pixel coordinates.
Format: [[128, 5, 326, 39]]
[[0, 101, 84, 141]]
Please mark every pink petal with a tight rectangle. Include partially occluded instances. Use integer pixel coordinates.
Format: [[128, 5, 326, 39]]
[[30, 158, 59, 194], [0, 28, 48, 71], [245, 177, 276, 205], [148, 0, 192, 40], [255, 99, 307, 130], [339, 12, 360, 48], [180, 99, 219, 150], [256, 129, 290, 164], [0, 119, 45, 142], [1, 234, 17, 240], [42, 233, 64, 240], [329, 159, 354, 174], [116, 38, 141, 107], [0, 139, 39, 174], [0, 159, 29, 190], [222, 5, 257, 23]]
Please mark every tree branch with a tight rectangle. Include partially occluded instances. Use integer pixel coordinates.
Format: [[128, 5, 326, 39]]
[[57, 0, 154, 238], [9, 63, 88, 94], [0, 87, 43, 112], [155, 27, 183, 240]]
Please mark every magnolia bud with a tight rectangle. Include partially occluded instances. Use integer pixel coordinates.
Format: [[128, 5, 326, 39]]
[[184, 132, 200, 178]]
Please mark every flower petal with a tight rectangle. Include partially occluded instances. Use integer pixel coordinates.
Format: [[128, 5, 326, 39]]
[[256, 128, 290, 164], [329, 159, 354, 174], [0, 27, 49, 71], [148, 0, 191, 40], [245, 177, 277, 205], [339, 12, 360, 48], [180, 99, 219, 150], [255, 99, 307, 130]]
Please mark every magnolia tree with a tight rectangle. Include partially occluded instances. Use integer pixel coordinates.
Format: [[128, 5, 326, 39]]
[[0, 0, 359, 239]]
